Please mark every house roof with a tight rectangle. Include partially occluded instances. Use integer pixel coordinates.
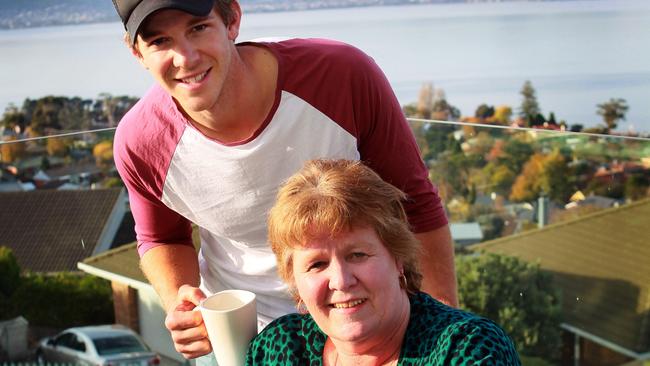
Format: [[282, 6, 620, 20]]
[[80, 227, 201, 286], [470, 198, 650, 355], [0, 188, 125, 272]]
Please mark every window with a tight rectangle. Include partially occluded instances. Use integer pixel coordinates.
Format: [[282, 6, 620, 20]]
[[55, 333, 86, 352], [93, 335, 147, 356]]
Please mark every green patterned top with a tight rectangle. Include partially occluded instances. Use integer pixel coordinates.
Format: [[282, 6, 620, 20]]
[[246, 292, 521, 365]]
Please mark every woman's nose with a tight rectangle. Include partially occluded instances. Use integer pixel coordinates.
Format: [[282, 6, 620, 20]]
[[328, 260, 357, 291]]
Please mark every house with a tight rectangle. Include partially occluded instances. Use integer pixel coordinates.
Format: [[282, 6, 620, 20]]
[[78, 236, 201, 364], [470, 198, 650, 365], [449, 222, 483, 246], [0, 188, 131, 272]]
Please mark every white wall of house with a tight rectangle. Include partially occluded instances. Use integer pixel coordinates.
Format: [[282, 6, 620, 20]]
[[137, 286, 186, 363]]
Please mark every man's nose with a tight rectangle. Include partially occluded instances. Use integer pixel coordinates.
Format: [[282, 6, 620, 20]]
[[328, 260, 357, 291], [173, 40, 200, 69]]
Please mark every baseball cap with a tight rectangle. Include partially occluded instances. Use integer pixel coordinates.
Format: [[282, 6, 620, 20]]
[[112, 0, 215, 44]]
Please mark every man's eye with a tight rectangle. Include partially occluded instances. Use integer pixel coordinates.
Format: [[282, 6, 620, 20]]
[[193, 24, 208, 32], [149, 37, 168, 47]]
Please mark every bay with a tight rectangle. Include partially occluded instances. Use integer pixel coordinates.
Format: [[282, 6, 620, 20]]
[[1, 0, 649, 132]]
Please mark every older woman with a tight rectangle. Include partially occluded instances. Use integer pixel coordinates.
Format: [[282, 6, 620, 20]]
[[247, 159, 520, 365]]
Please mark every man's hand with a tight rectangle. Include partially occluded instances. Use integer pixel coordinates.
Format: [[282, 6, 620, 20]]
[[164, 285, 211, 359]]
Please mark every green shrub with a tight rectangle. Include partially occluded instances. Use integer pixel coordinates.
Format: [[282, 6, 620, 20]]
[[0, 246, 21, 298], [457, 252, 562, 361], [9, 272, 114, 327]]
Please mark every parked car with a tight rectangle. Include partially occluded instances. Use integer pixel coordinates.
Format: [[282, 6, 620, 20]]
[[37, 324, 160, 366]]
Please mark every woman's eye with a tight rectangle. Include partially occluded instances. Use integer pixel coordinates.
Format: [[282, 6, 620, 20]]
[[308, 261, 326, 271], [350, 252, 368, 261]]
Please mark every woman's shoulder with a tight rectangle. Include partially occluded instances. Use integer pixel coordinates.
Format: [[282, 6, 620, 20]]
[[246, 313, 325, 365], [401, 292, 521, 365]]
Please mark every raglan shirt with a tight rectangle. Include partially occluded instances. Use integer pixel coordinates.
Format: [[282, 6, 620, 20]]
[[113, 38, 448, 324]]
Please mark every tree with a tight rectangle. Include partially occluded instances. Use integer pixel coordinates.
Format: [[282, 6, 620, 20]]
[[93, 140, 113, 167], [0, 137, 26, 163], [474, 104, 495, 120], [500, 137, 534, 174], [431, 89, 461, 121], [0, 247, 21, 299], [624, 174, 650, 200], [493, 105, 513, 125], [1, 104, 27, 131], [597, 98, 629, 131], [569, 124, 584, 133], [416, 82, 434, 119], [46, 137, 72, 157], [457, 253, 561, 359], [510, 150, 573, 203], [519, 80, 541, 126], [510, 153, 545, 202], [488, 163, 517, 196]]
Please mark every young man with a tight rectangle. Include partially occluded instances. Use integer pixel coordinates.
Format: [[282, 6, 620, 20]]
[[111, 0, 457, 360]]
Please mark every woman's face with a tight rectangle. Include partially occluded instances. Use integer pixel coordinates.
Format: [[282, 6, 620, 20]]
[[292, 226, 410, 345]]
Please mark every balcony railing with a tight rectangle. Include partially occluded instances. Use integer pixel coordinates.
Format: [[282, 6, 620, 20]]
[[1, 121, 649, 365]]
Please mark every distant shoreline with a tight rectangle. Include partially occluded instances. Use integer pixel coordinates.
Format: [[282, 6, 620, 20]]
[[0, 0, 571, 31]]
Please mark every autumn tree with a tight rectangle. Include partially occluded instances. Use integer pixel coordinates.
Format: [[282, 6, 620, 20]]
[[510, 153, 544, 202], [0, 137, 26, 163], [510, 150, 573, 203], [457, 252, 561, 359], [46, 137, 72, 157], [493, 105, 513, 125], [519, 80, 541, 127], [93, 140, 113, 167], [597, 98, 629, 131]]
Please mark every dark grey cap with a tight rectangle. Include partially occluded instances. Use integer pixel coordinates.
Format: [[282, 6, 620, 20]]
[[112, 0, 215, 45]]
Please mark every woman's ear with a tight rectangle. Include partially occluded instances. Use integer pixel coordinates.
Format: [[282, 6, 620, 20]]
[[395, 258, 404, 274]]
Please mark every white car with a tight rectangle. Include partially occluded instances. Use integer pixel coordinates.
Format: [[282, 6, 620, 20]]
[[37, 325, 160, 366]]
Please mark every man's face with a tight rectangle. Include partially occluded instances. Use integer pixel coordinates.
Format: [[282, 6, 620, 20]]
[[133, 6, 240, 115]]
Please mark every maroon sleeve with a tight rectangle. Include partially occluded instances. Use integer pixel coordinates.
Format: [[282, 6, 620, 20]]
[[350, 49, 448, 232], [276, 39, 448, 232], [113, 89, 194, 256]]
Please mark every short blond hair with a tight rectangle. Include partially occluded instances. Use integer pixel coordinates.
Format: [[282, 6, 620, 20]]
[[268, 159, 423, 302]]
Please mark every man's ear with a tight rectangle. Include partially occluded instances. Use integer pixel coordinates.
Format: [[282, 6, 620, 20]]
[[131, 45, 148, 69], [227, 1, 243, 41]]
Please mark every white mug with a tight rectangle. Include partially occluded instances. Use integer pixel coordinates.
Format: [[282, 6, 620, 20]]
[[199, 290, 257, 366]]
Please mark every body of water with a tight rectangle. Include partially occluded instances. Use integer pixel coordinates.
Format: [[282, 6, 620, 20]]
[[1, 0, 649, 132]]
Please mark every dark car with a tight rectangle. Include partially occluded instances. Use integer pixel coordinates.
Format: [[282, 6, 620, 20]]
[[37, 325, 160, 366]]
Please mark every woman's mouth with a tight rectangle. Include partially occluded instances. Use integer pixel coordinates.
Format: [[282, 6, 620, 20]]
[[330, 299, 366, 309]]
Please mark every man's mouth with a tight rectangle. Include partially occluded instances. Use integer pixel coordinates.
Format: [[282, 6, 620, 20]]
[[178, 69, 209, 84], [330, 299, 366, 309]]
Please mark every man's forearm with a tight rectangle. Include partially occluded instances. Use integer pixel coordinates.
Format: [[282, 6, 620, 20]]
[[140, 244, 201, 312], [415, 225, 459, 307]]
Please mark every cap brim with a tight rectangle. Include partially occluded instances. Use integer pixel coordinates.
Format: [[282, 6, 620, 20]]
[[127, 0, 214, 45]]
